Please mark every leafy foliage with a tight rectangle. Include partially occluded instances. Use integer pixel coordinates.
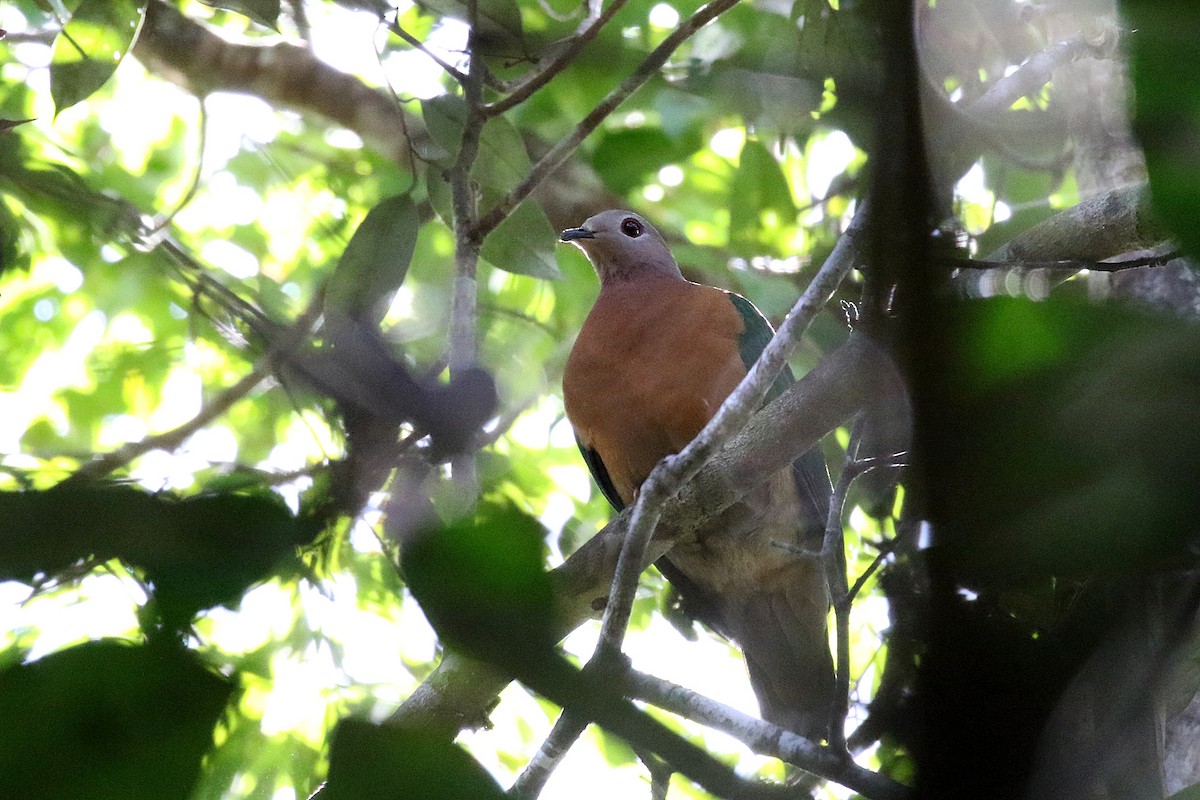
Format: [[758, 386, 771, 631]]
[[1, 0, 1198, 798], [0, 640, 230, 800]]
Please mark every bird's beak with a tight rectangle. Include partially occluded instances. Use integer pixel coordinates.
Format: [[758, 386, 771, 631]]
[[559, 226, 595, 242]]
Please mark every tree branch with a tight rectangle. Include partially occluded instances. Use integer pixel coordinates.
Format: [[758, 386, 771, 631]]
[[64, 360, 272, 484], [483, 0, 631, 117], [955, 184, 1173, 297], [135, 1, 438, 165], [985, 184, 1166, 263], [822, 462, 855, 755], [387, 333, 904, 774], [508, 711, 589, 798], [947, 249, 1179, 273], [473, 0, 744, 238], [622, 669, 912, 800], [592, 202, 869, 665], [386, 19, 468, 84], [968, 33, 1118, 119]]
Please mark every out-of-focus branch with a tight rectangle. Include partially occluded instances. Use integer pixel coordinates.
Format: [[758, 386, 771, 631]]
[[984, 184, 1165, 263], [131, 1, 620, 229], [65, 360, 272, 484], [968, 33, 1119, 119], [947, 249, 1178, 273], [955, 184, 1173, 297], [134, 1, 437, 165]]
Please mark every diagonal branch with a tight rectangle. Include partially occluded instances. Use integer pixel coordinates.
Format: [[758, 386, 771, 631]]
[[968, 33, 1120, 119], [387, 19, 468, 84], [388, 332, 904, 785], [593, 202, 870, 664], [64, 361, 272, 484], [472, 0, 743, 238], [484, 0, 631, 117], [622, 669, 911, 800]]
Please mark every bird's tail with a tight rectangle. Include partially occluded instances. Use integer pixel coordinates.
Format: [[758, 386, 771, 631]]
[[726, 571, 836, 743]]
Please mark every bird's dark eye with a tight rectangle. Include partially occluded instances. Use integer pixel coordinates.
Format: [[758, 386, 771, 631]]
[[620, 218, 644, 238]]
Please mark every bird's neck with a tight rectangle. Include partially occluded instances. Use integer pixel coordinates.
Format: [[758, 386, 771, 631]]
[[597, 259, 684, 287]]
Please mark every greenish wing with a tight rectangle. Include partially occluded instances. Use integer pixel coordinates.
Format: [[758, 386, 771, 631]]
[[575, 435, 626, 512], [725, 291, 832, 538], [726, 291, 795, 399]]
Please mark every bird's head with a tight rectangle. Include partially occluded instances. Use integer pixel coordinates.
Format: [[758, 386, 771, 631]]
[[560, 210, 682, 284]]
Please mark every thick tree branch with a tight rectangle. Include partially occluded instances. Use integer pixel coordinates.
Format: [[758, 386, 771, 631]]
[[955, 184, 1173, 296], [135, 1, 437, 164], [985, 184, 1167, 263]]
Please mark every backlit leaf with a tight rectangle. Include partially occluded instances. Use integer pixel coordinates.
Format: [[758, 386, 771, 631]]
[[50, 0, 146, 116]]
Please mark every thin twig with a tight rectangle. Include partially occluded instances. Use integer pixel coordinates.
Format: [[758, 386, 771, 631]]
[[147, 98, 209, 237], [842, 532, 902, 611], [946, 249, 1179, 273], [820, 451, 908, 752], [67, 361, 271, 483], [591, 202, 868, 667], [473, 0, 743, 238], [387, 19, 468, 83], [623, 669, 912, 800], [821, 462, 855, 756], [508, 712, 589, 799], [484, 0, 632, 117]]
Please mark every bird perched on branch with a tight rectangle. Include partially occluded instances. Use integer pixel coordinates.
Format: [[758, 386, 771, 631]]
[[560, 209, 835, 741]]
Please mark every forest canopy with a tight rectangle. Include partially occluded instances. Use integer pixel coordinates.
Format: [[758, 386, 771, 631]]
[[1, 0, 1199, 799]]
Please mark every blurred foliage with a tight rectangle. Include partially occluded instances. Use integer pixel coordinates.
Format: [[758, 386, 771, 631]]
[[0, 0, 1196, 798]]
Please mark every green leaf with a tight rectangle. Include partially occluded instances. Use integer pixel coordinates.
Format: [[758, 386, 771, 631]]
[[422, 95, 533, 193], [729, 139, 797, 253], [924, 298, 1200, 583], [0, 640, 231, 800], [0, 486, 321, 631], [325, 194, 420, 327], [197, 0, 281, 28], [1124, 0, 1200, 258], [475, 115, 533, 194], [402, 500, 557, 664], [481, 200, 561, 279], [50, 0, 147, 116], [414, 0, 524, 56], [421, 94, 468, 164], [0, 197, 31, 276], [591, 127, 679, 195], [322, 720, 507, 800]]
